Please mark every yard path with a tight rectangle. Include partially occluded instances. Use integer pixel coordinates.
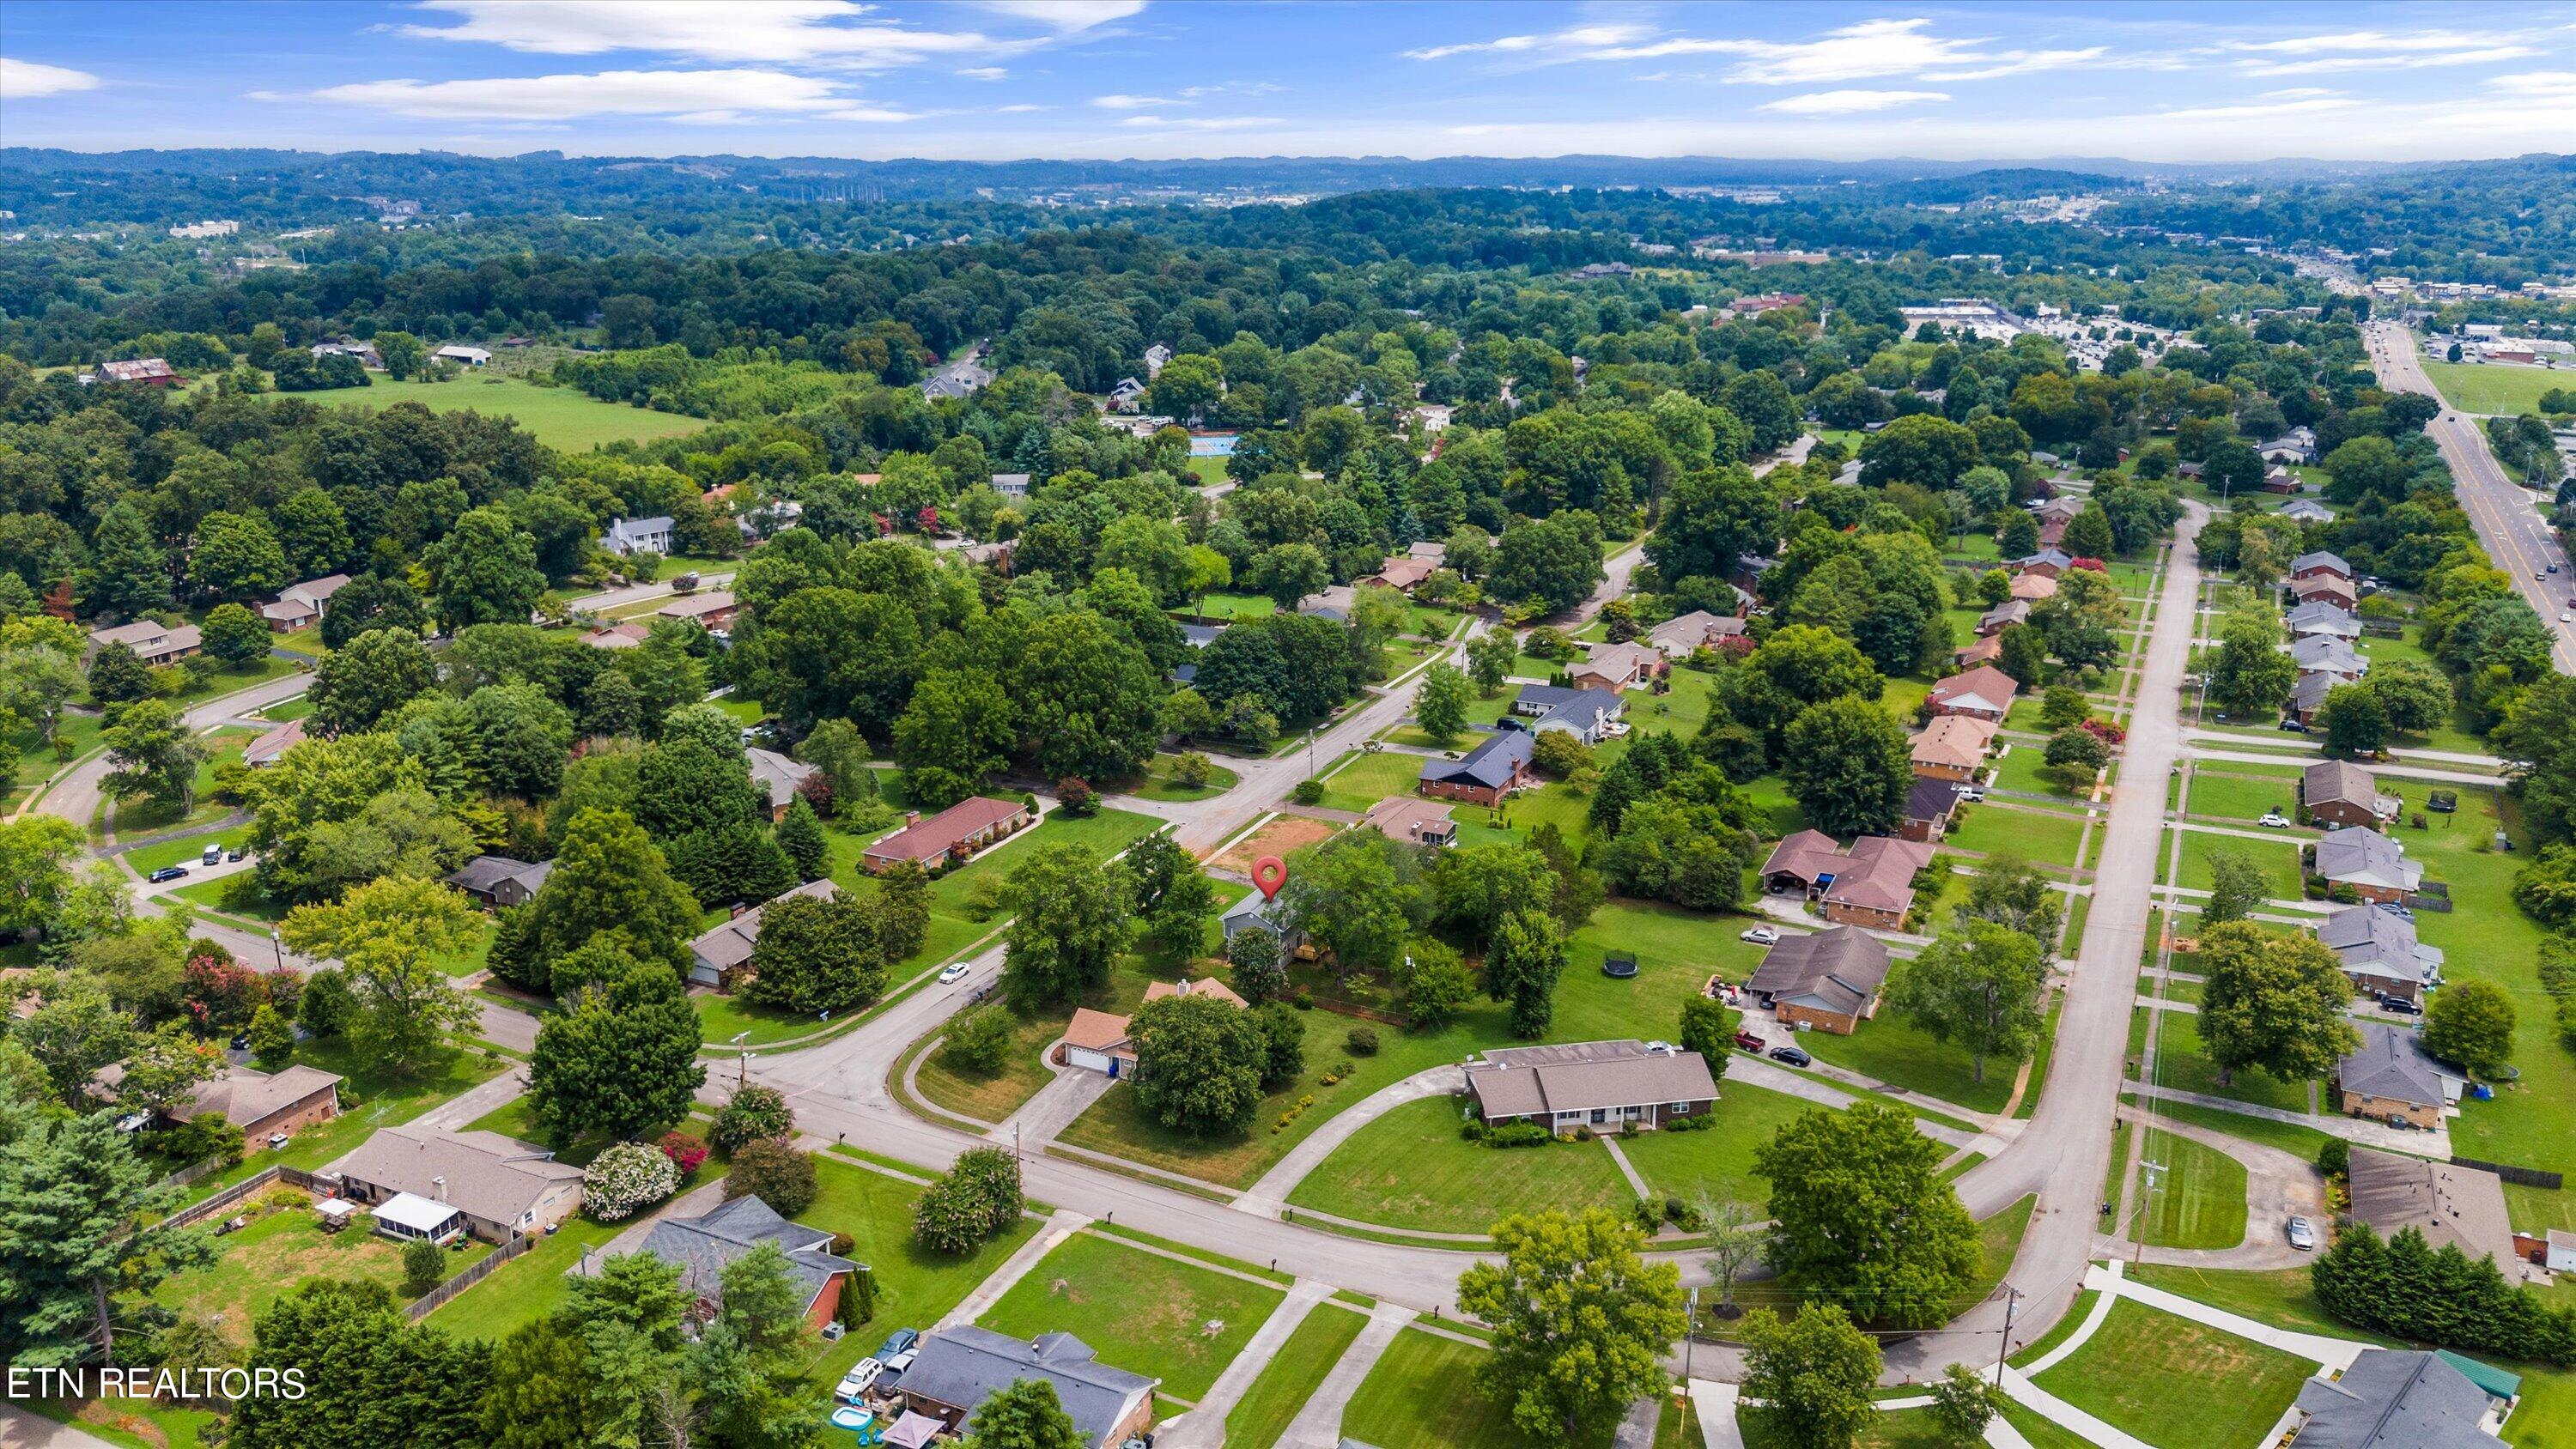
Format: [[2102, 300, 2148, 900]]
[[405, 1061, 532, 1133], [1601, 1137, 1652, 1201], [1234, 1065, 1462, 1216], [0, 1406, 119, 1449], [935, 1209, 1089, 1331], [1155, 1279, 1334, 1449], [1686, 1380, 1743, 1449], [1275, 1300, 1415, 1449]]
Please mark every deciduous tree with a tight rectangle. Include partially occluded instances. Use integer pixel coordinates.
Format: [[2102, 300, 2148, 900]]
[[1455, 1208, 1686, 1439], [1883, 921, 2046, 1082], [2197, 921, 2359, 1088], [1755, 1101, 1980, 1328]]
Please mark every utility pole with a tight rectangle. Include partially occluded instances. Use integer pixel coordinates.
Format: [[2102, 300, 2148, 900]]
[[1994, 1284, 2020, 1385], [731, 1031, 750, 1088]]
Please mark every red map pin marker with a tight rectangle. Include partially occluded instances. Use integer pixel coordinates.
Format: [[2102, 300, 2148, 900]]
[[1252, 855, 1287, 901]]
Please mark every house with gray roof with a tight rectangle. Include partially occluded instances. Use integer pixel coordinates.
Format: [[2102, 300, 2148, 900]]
[[326, 1126, 583, 1243], [2336, 1022, 2468, 1126], [2292, 1349, 2506, 1449], [896, 1327, 1157, 1449], [2286, 599, 2364, 640], [600, 515, 675, 557], [2280, 497, 2336, 524], [690, 878, 838, 990], [2346, 1148, 2514, 1267], [2290, 634, 2370, 678], [990, 471, 1030, 499], [2289, 668, 2342, 724], [2314, 826, 2422, 903], [2292, 549, 2354, 582], [744, 746, 816, 822], [1218, 893, 1303, 955], [1510, 684, 1626, 743], [1178, 622, 1225, 649], [1464, 1040, 1718, 1135], [1744, 926, 1893, 1034], [1419, 729, 1534, 808], [633, 1195, 860, 1331], [443, 854, 555, 908], [2304, 761, 2401, 828], [2318, 905, 2443, 1003]]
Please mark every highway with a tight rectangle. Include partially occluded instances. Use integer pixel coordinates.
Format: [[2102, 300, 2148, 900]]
[[2366, 321, 2576, 672]]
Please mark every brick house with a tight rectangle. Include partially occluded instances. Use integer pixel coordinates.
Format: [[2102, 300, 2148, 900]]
[[634, 1195, 860, 1332], [1759, 831, 1935, 930], [86, 619, 202, 666], [2313, 827, 2422, 904], [327, 1127, 584, 1244], [2302, 761, 2401, 828], [861, 797, 1035, 873], [1744, 926, 1893, 1034], [1910, 715, 1997, 782], [1568, 642, 1668, 694], [1418, 730, 1534, 808], [1463, 1040, 1718, 1134], [1926, 665, 2020, 724]]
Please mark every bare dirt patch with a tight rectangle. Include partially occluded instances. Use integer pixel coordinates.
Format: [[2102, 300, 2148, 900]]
[[1210, 815, 1337, 875]]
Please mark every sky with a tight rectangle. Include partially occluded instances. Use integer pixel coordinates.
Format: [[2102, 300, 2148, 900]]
[[2, 1, 2571, 165]]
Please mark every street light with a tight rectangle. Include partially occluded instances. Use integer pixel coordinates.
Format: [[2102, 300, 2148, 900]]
[[731, 1031, 751, 1088], [270, 930, 284, 972]]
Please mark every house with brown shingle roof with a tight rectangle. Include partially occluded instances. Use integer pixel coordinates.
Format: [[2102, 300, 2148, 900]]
[[656, 590, 738, 630], [1645, 609, 1752, 658], [688, 878, 838, 990], [2346, 1148, 2514, 1267], [1744, 926, 1893, 1034], [1463, 1040, 1717, 1134], [260, 574, 351, 633], [2304, 761, 2401, 828], [860, 797, 1035, 874], [1357, 556, 1437, 593], [1759, 832, 1935, 930], [1926, 665, 2020, 723], [1911, 716, 1998, 781], [2007, 573, 2059, 603], [1569, 641, 1668, 694], [86, 619, 202, 666], [1358, 796, 1457, 847], [243, 717, 306, 768]]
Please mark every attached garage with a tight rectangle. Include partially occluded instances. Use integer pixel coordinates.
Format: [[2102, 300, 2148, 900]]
[[1059, 1009, 1138, 1077]]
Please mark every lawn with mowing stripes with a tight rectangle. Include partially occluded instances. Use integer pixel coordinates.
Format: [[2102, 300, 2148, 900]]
[[2032, 1299, 2314, 1449], [1340, 1326, 1613, 1449], [2421, 359, 2571, 415], [1944, 801, 2090, 872], [978, 1230, 1285, 1401], [1223, 1302, 1370, 1448], [1617, 1081, 1840, 1207], [1283, 1094, 1637, 1234], [2180, 768, 2304, 825], [1795, 1007, 2020, 1115], [2137, 1126, 2248, 1250], [1313, 749, 1434, 814], [2172, 829, 2304, 900]]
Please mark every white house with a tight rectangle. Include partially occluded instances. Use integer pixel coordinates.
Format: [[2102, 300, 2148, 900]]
[[434, 345, 492, 367], [600, 516, 676, 557]]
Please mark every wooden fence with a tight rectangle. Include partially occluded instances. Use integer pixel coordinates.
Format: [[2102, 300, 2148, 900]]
[[2454, 1156, 2562, 1191], [406, 1234, 532, 1320], [165, 1164, 327, 1230]]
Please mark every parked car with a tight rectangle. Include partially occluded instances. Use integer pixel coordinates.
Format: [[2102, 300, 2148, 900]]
[[1957, 786, 1987, 802], [2285, 1216, 2317, 1251], [2377, 902, 2415, 920], [2560, 612, 2573, 625], [1739, 926, 1780, 945], [872, 1329, 920, 1361], [2258, 811, 2291, 828], [835, 1359, 883, 1403], [2378, 994, 2423, 1016], [147, 865, 189, 883], [1733, 1030, 1768, 1053], [938, 962, 971, 985], [2277, 718, 2308, 732], [1767, 1045, 1813, 1068], [201, 843, 224, 865]]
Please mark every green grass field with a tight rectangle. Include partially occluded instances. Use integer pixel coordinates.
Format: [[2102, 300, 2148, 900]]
[[2171, 829, 2304, 901], [285, 375, 708, 450], [1615, 1081, 1838, 1206], [1340, 1326, 1612, 1449], [1223, 1302, 1370, 1448], [1796, 1006, 2025, 1115], [978, 1229, 1286, 1401], [2182, 767, 2305, 825], [1313, 749, 1432, 814], [2137, 1127, 2249, 1250], [2135, 1006, 2317, 1113], [157, 1197, 492, 1347], [2421, 359, 2573, 415], [1945, 800, 2091, 873], [1281, 1095, 1637, 1234], [2032, 1299, 2316, 1449]]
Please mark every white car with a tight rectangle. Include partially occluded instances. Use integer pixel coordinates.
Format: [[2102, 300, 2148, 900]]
[[2560, 612, 2573, 624], [938, 962, 971, 985], [835, 1358, 884, 1402], [2258, 811, 2291, 828], [2285, 1216, 2317, 1252], [1739, 926, 1781, 945]]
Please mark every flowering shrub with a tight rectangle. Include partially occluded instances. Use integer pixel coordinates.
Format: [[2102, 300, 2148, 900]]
[[658, 1131, 710, 1179], [583, 1141, 679, 1221]]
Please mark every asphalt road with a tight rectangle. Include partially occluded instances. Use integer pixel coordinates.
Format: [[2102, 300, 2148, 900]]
[[16, 670, 313, 832], [2366, 321, 2576, 672]]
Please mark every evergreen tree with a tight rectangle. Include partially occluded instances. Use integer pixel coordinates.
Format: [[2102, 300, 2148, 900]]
[[528, 957, 705, 1143], [774, 796, 829, 882]]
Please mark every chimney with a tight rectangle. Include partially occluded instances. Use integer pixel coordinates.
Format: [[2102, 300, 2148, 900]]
[[904, 810, 921, 827]]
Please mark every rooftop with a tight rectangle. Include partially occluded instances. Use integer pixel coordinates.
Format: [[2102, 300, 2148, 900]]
[[1466, 1040, 1719, 1119]]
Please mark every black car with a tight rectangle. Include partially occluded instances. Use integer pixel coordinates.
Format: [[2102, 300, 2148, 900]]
[[147, 865, 190, 883], [2276, 718, 2308, 732], [1767, 1045, 1813, 1068], [2378, 994, 2423, 1016]]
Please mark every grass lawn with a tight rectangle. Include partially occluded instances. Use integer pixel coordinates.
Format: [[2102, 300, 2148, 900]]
[[823, 804, 1157, 979], [107, 729, 257, 838], [1617, 1081, 1835, 1206], [175, 1040, 507, 1208], [1988, 744, 2094, 801], [1223, 1301, 1370, 1448], [2421, 359, 2572, 415], [2138, 1127, 2249, 1250], [156, 1195, 495, 1346], [425, 1208, 626, 1343], [1797, 1007, 2024, 1115], [1128, 753, 1242, 803], [17, 1397, 220, 1449], [2137, 1007, 2318, 1113], [282, 375, 707, 450], [2172, 828, 2304, 900], [978, 1229, 1286, 1401], [1314, 749, 1434, 814], [798, 1155, 1046, 1388], [1281, 1095, 1638, 1234], [258, 696, 313, 724], [1190, 591, 1279, 621], [2126, 1095, 2336, 1164], [2183, 767, 2306, 825], [170, 875, 289, 924], [1996, 1403, 2095, 1449], [2128, 1264, 2396, 1347], [1945, 801, 2091, 872], [1340, 1326, 1612, 1449], [916, 958, 1161, 1123], [1964, 1195, 2037, 1309], [2032, 1299, 2317, 1449], [121, 826, 252, 876]]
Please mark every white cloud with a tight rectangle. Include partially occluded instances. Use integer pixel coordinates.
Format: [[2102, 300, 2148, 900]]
[[400, 0, 1016, 64], [1, 57, 104, 97], [994, 102, 1048, 112], [823, 106, 920, 122], [1091, 93, 1176, 109], [972, 1, 1144, 31], [957, 66, 1008, 81], [2223, 27, 2529, 55], [1116, 114, 1279, 131], [2260, 87, 2338, 99], [1759, 88, 1947, 115], [1416, 17, 2104, 86], [2237, 45, 2537, 76], [302, 68, 857, 120], [2494, 70, 2576, 102], [1406, 24, 1651, 62], [2139, 96, 2358, 121]]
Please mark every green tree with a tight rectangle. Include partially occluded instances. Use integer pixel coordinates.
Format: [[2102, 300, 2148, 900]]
[[1017, 609, 1164, 781], [528, 807, 702, 986], [2318, 682, 2391, 755], [308, 627, 436, 736], [1128, 991, 1267, 1136], [1455, 1208, 1686, 1439], [941, 1003, 1013, 1075], [1245, 542, 1330, 609], [319, 574, 428, 650], [528, 958, 705, 1143], [1277, 832, 1419, 978], [895, 666, 1018, 808], [711, 1083, 795, 1152], [1427, 842, 1554, 953], [1756, 1101, 1980, 1328], [186, 510, 291, 603], [77, 499, 173, 620], [2201, 846, 2270, 925], [2365, 658, 2453, 737], [247, 1003, 295, 1071], [1393, 936, 1475, 1028], [2197, 921, 2360, 1088], [0, 1109, 218, 1366], [1739, 1303, 1882, 1449], [1003, 843, 1133, 1008], [1783, 696, 1913, 839], [2043, 724, 2111, 776], [960, 1379, 1086, 1449], [2062, 505, 2116, 560], [86, 641, 154, 706], [0, 642, 83, 745], [742, 888, 889, 1016], [1488, 513, 1607, 614], [374, 330, 428, 379], [774, 796, 829, 882], [2424, 978, 2517, 1078], [422, 505, 546, 629], [102, 698, 211, 814], [1883, 921, 2045, 1082], [2208, 609, 2298, 718], [1927, 1363, 2008, 1446], [201, 601, 270, 665], [1225, 925, 1286, 1005], [722, 1138, 818, 1216], [914, 1146, 1024, 1254], [1678, 994, 1735, 1076], [1466, 629, 1517, 694], [1488, 907, 1567, 1038], [1415, 662, 1470, 744], [228, 1280, 489, 1449], [277, 875, 482, 1072]]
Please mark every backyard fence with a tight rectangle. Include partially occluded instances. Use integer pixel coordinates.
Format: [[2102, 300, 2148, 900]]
[[2454, 1157, 2562, 1191], [406, 1234, 531, 1320], [165, 1164, 327, 1229]]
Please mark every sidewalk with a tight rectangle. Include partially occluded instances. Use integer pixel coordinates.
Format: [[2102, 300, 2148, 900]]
[[1278, 1300, 1414, 1449], [1157, 1280, 1333, 1448]]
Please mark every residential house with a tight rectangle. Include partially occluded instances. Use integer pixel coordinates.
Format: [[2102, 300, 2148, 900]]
[[1297, 584, 1356, 621], [688, 879, 839, 990], [990, 472, 1031, 499], [1977, 600, 2031, 636], [1462, 1040, 1719, 1134], [2008, 572, 2059, 603], [2292, 574, 2362, 610], [2336, 1022, 2468, 1126], [2314, 827, 2423, 904], [1759, 831, 1935, 930], [1744, 926, 1893, 1034], [1059, 1009, 1140, 1076], [744, 747, 816, 823], [1953, 634, 2004, 667], [2176, 461, 2206, 482], [1357, 555, 1437, 593], [1143, 976, 1249, 1010], [1406, 540, 1448, 565], [860, 797, 1035, 874], [2259, 427, 2321, 464], [1569, 642, 1668, 694], [1910, 715, 1998, 782], [2263, 464, 2304, 494], [896, 1328, 1157, 1449], [2010, 548, 2076, 579], [2291, 635, 2371, 682], [96, 357, 179, 387], [1218, 893, 1303, 957], [259, 573, 351, 632], [1178, 622, 1226, 650], [1726, 292, 1807, 318], [600, 516, 676, 557], [326, 1126, 584, 1243], [1419, 730, 1534, 807], [2031, 497, 2085, 528], [1108, 377, 1147, 411], [1646, 609, 1752, 657], [2292, 550, 2355, 585], [1926, 664, 2020, 723], [1510, 685, 1626, 743], [2291, 1349, 2510, 1449], [2347, 1148, 2516, 1267], [1359, 796, 1458, 848], [434, 344, 492, 367], [656, 591, 738, 631], [1410, 403, 1456, 433], [2287, 669, 2342, 725], [1143, 343, 1172, 377], [2304, 761, 2402, 828], [2286, 600, 2364, 640], [103, 1060, 342, 1141], [442, 854, 556, 909], [242, 717, 306, 768], [1901, 776, 1966, 843], [579, 622, 649, 650], [2319, 906, 2445, 1003], [2281, 497, 2336, 524], [86, 619, 202, 666], [635, 1194, 860, 1331]]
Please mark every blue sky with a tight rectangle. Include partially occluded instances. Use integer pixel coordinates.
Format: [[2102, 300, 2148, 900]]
[[2, 1, 2569, 163]]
